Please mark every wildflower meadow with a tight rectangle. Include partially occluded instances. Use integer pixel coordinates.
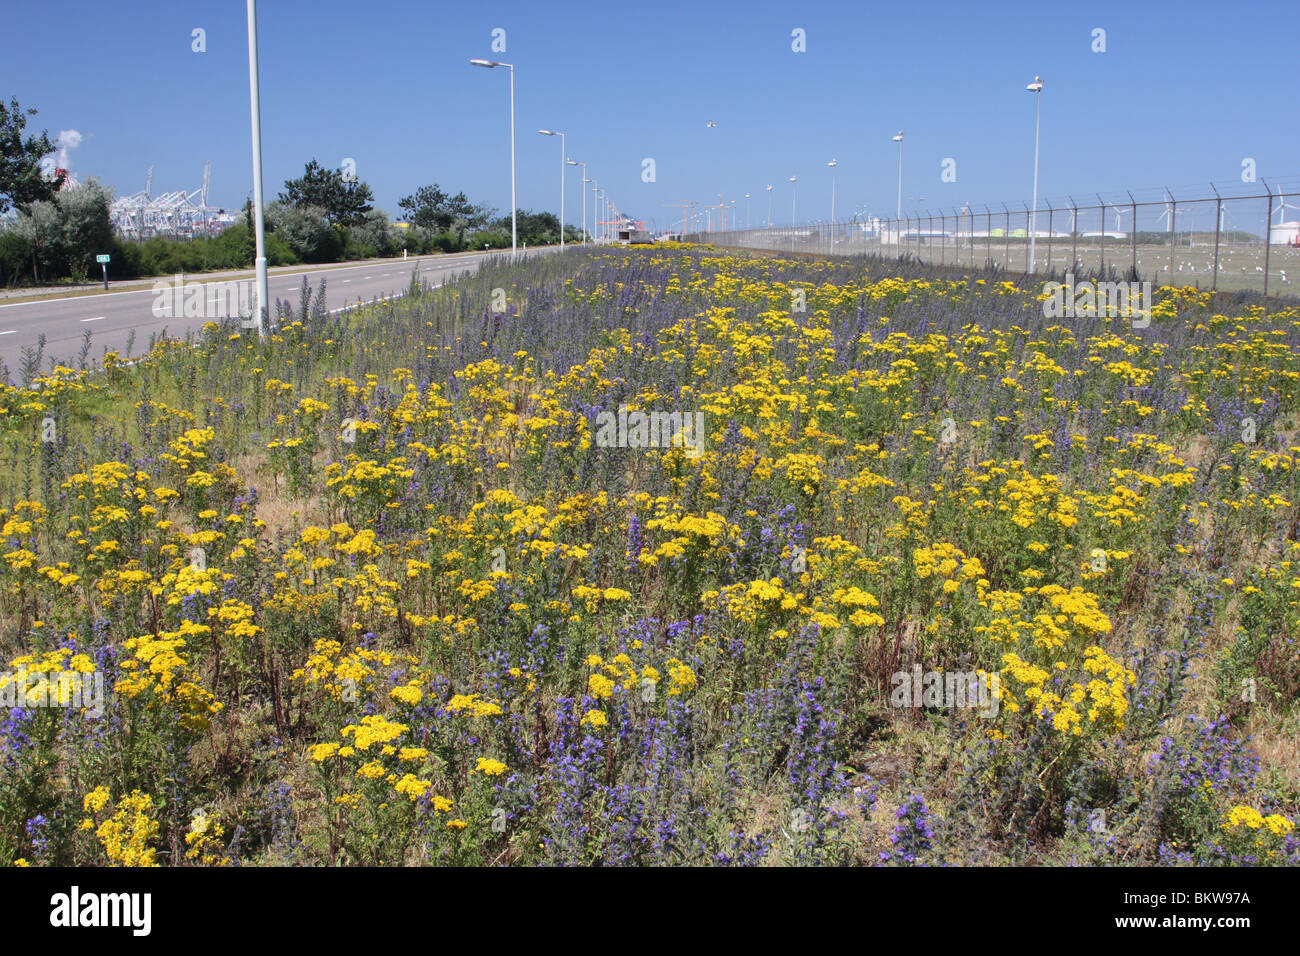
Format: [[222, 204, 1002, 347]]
[[1, 245, 1297, 867]]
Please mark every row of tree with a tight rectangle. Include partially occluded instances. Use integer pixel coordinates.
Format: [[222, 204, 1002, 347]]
[[0, 98, 581, 286]]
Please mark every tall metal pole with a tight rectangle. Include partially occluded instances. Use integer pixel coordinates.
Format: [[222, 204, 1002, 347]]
[[745, 192, 750, 229], [569, 160, 587, 242], [828, 159, 837, 251], [541, 130, 565, 247], [508, 64, 516, 257], [470, 60, 516, 256], [1027, 76, 1042, 273], [246, 0, 268, 338], [894, 132, 904, 220]]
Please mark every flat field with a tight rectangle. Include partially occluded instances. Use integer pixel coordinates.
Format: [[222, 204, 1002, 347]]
[[1, 244, 1297, 866]]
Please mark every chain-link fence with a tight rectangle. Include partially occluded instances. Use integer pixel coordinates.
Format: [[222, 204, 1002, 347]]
[[683, 182, 1300, 297]]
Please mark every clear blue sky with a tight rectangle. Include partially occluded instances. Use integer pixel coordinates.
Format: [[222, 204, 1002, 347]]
[[6, 0, 1298, 231]]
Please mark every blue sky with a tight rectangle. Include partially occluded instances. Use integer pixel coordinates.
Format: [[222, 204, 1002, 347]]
[[6, 0, 1298, 232]]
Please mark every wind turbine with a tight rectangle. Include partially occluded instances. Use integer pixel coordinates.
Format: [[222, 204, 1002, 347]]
[[1272, 192, 1300, 224], [1156, 194, 1173, 233]]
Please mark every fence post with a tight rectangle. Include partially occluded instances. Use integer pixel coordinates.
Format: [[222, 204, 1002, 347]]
[[1128, 191, 1137, 279], [985, 206, 992, 269], [956, 208, 967, 269], [1097, 195, 1106, 277], [1045, 200, 1054, 278], [1002, 203, 1010, 269], [1070, 196, 1078, 274], [1263, 181, 1273, 299], [1168, 190, 1176, 281], [1211, 184, 1222, 293], [1024, 202, 1031, 273]]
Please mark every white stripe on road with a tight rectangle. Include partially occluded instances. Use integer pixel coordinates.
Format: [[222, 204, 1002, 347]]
[[0, 254, 486, 310], [0, 330, 15, 335], [81, 316, 105, 322]]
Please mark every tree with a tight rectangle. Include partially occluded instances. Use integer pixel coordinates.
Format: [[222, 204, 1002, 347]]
[[0, 97, 64, 214], [398, 184, 493, 239], [265, 200, 343, 262], [495, 209, 561, 245], [346, 208, 398, 257], [279, 159, 373, 226], [12, 177, 112, 282]]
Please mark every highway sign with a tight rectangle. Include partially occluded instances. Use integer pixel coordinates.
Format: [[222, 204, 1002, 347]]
[[96, 254, 111, 263]]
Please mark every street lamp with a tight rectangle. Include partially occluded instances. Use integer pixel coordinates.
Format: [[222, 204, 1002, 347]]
[[470, 58, 516, 257], [245, 0, 268, 338], [744, 192, 750, 229], [539, 130, 565, 248], [1026, 75, 1043, 271], [568, 159, 587, 242], [892, 131, 904, 221], [828, 158, 837, 250], [766, 184, 774, 227]]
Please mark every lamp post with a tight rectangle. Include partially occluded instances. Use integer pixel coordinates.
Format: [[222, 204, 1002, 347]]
[[1026, 75, 1043, 272], [744, 192, 750, 228], [893, 131, 904, 221], [539, 130, 565, 248], [568, 159, 587, 242], [828, 158, 837, 251], [245, 0, 268, 338], [766, 184, 773, 227], [470, 58, 516, 257]]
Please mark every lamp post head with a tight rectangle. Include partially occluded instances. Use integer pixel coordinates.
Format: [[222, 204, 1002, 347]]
[[469, 58, 498, 68], [893, 131, 903, 142], [567, 159, 580, 166], [1026, 76, 1043, 92], [828, 158, 837, 167], [538, 129, 558, 136], [789, 176, 797, 182], [766, 184, 773, 191]]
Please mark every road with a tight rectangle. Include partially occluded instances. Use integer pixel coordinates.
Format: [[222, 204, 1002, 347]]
[[0, 249, 535, 375]]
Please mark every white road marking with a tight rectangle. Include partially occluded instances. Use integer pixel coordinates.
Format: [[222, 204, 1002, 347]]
[[81, 316, 106, 322], [0, 253, 478, 310], [0, 330, 15, 336]]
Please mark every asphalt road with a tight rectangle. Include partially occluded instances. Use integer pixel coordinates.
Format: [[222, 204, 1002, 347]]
[[0, 249, 533, 375]]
